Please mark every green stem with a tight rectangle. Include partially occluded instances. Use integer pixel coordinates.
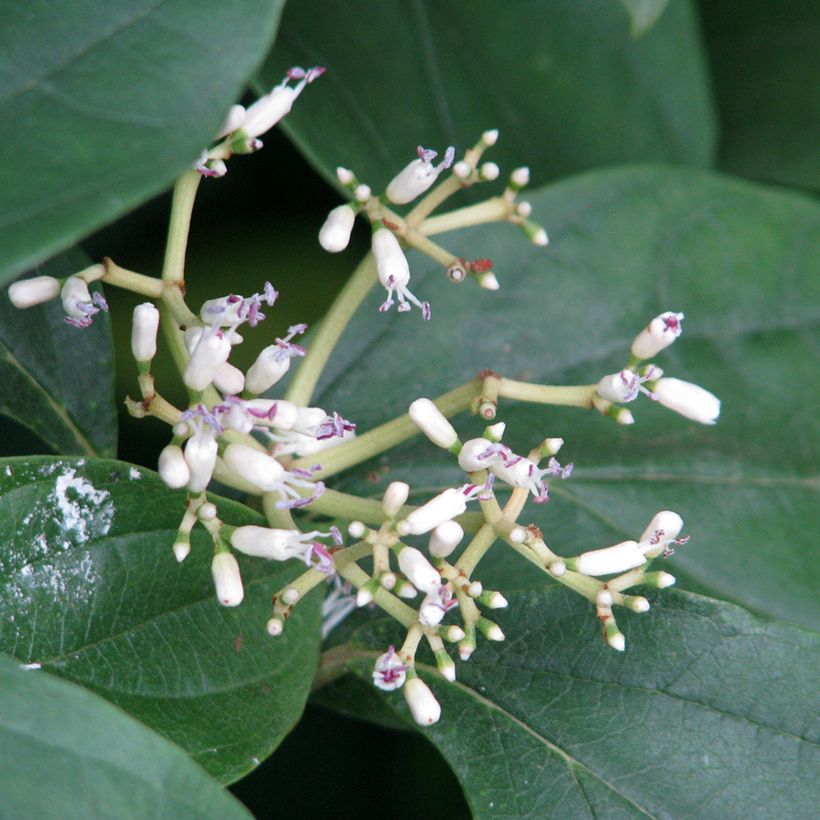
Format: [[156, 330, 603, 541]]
[[285, 253, 378, 407], [162, 171, 201, 284], [336, 560, 417, 627], [497, 379, 596, 408], [101, 259, 165, 298], [455, 522, 497, 578], [290, 379, 481, 478], [419, 197, 512, 236]]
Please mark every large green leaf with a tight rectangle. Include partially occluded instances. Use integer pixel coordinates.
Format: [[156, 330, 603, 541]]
[[315, 588, 819, 819], [263, 0, 715, 192], [0, 0, 285, 285], [315, 166, 819, 629], [0, 653, 250, 819], [619, 0, 670, 37], [700, 0, 820, 190], [0, 457, 322, 783], [0, 249, 116, 457]]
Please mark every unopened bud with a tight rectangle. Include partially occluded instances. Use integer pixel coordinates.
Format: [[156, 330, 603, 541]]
[[606, 622, 625, 652], [453, 160, 471, 179], [8, 275, 61, 308], [408, 398, 459, 449], [478, 617, 505, 641], [653, 378, 721, 425], [403, 677, 441, 726], [211, 552, 244, 607], [397, 486, 475, 536], [336, 167, 355, 185], [631, 312, 684, 360], [266, 618, 284, 637], [479, 162, 499, 181], [510, 166, 530, 188], [319, 203, 357, 253], [281, 587, 300, 605], [131, 302, 160, 363], [198, 502, 217, 521], [442, 625, 465, 642], [576, 540, 646, 576], [382, 481, 410, 517], [435, 650, 456, 682], [173, 539, 191, 563], [158, 444, 190, 489], [397, 546, 441, 593], [223, 443, 284, 492], [481, 129, 499, 146], [428, 520, 464, 558], [348, 521, 366, 538]]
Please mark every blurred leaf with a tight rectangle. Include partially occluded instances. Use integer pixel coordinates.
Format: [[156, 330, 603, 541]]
[[263, 0, 715, 192], [0, 249, 116, 457], [0, 653, 251, 819], [316, 588, 819, 819], [701, 0, 820, 190], [0, 457, 322, 783], [316, 166, 819, 628], [0, 0, 285, 285], [619, 0, 670, 37]]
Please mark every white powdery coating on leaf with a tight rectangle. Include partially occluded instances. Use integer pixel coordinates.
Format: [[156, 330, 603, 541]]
[[128, 467, 142, 480], [50, 468, 115, 544]]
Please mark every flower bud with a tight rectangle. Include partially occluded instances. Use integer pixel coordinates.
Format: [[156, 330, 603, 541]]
[[373, 227, 411, 289], [215, 104, 246, 138], [408, 398, 458, 449], [453, 160, 471, 179], [131, 302, 160, 363], [428, 520, 464, 558], [184, 435, 218, 493], [576, 540, 646, 576], [382, 481, 410, 517], [482, 129, 499, 146], [653, 378, 720, 425], [184, 331, 232, 392], [336, 166, 355, 185], [319, 204, 356, 252], [213, 362, 245, 396], [8, 275, 61, 308], [230, 526, 303, 560], [173, 539, 191, 563], [403, 677, 441, 726], [479, 161, 499, 181], [222, 443, 284, 491], [397, 546, 441, 593], [640, 510, 683, 544], [630, 311, 684, 360], [158, 444, 190, 489], [510, 166, 530, 188], [211, 552, 244, 607], [397, 486, 474, 536], [266, 618, 284, 637], [606, 623, 626, 652]]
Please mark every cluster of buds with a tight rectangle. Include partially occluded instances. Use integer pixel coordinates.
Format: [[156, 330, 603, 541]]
[[594, 312, 721, 425], [317, 129, 549, 319]]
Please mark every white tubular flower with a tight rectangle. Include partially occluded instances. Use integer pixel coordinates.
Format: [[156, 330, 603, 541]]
[[457, 437, 509, 472], [222, 443, 284, 491], [230, 526, 319, 560], [245, 347, 291, 394], [490, 453, 572, 504], [386, 145, 456, 205], [397, 547, 441, 593], [576, 540, 646, 576], [418, 584, 458, 627], [372, 646, 408, 691], [215, 104, 246, 139], [373, 228, 430, 319], [428, 520, 464, 558], [184, 432, 218, 493], [596, 369, 640, 403], [653, 378, 721, 425], [403, 678, 441, 726], [631, 311, 684, 360], [408, 398, 458, 449], [640, 510, 684, 545], [211, 552, 244, 607], [184, 330, 232, 392], [131, 303, 160, 363], [213, 362, 245, 396], [319, 204, 356, 252], [61, 276, 109, 328], [8, 275, 61, 308], [158, 444, 190, 489], [382, 481, 410, 517], [241, 66, 325, 139], [397, 485, 478, 536]]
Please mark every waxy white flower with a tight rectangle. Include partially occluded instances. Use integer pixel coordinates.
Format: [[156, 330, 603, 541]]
[[212, 361, 245, 396], [158, 444, 190, 489], [382, 481, 410, 517], [215, 104, 246, 139], [211, 552, 244, 607], [240, 66, 325, 139], [8, 275, 60, 308], [319, 204, 357, 252], [61, 276, 109, 328], [631, 311, 684, 360], [184, 431, 218, 493], [397, 546, 441, 593], [372, 646, 408, 691], [131, 303, 159, 363], [490, 454, 572, 504], [576, 540, 647, 576], [222, 443, 284, 491], [418, 584, 458, 627], [397, 485, 478, 536], [457, 437, 511, 472], [386, 145, 456, 205], [184, 329, 232, 392], [408, 398, 458, 449], [230, 526, 325, 561], [428, 520, 464, 558], [244, 323, 308, 394], [640, 510, 684, 545], [403, 678, 441, 726], [653, 378, 721, 425], [373, 227, 430, 319]]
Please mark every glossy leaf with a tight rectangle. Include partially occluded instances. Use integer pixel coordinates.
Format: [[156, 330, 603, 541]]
[[619, 0, 670, 37], [315, 588, 820, 818], [0, 0, 285, 285], [0, 249, 116, 457], [701, 0, 820, 190], [0, 653, 250, 819], [263, 0, 715, 192], [0, 457, 322, 783], [317, 166, 819, 629]]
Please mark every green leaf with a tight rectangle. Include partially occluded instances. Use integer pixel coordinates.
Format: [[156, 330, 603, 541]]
[[0, 457, 322, 784], [317, 166, 819, 629], [0, 653, 251, 819], [263, 0, 715, 191], [619, 0, 670, 37], [0, 249, 116, 457], [0, 0, 285, 285], [316, 588, 820, 818], [701, 0, 820, 190]]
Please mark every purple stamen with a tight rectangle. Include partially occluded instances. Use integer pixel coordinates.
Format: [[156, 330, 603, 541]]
[[547, 457, 574, 480], [330, 525, 343, 546], [263, 282, 278, 306], [422, 301, 431, 321], [64, 316, 93, 328], [417, 145, 438, 163]]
